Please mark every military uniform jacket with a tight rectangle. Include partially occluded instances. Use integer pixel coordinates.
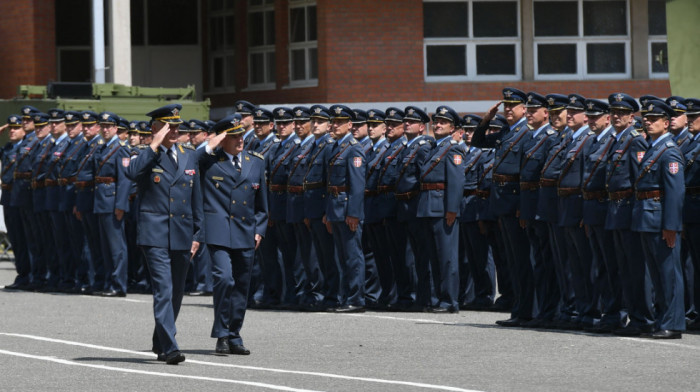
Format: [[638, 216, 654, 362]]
[[45, 134, 72, 212], [303, 134, 333, 219], [92, 137, 132, 214], [126, 144, 204, 250], [519, 125, 558, 221], [394, 135, 434, 222], [536, 127, 573, 223], [476, 149, 496, 222], [557, 128, 596, 227], [30, 135, 56, 213], [255, 134, 279, 157], [367, 138, 396, 222], [604, 127, 648, 230], [674, 128, 692, 153], [57, 135, 88, 212], [581, 127, 616, 226], [683, 136, 700, 223], [1, 141, 20, 206], [286, 135, 315, 223], [325, 134, 366, 221], [9, 135, 39, 209], [199, 148, 267, 249], [244, 129, 260, 152], [74, 136, 104, 213], [416, 137, 466, 218], [631, 134, 685, 233], [268, 135, 300, 221], [460, 146, 490, 223], [472, 118, 530, 217]]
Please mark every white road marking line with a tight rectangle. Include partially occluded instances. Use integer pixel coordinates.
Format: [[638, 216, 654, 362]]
[[328, 313, 456, 325], [619, 337, 700, 350], [0, 348, 322, 392], [77, 294, 150, 304], [0, 333, 482, 392]]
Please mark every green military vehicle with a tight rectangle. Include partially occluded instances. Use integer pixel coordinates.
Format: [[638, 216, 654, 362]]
[[0, 82, 210, 143]]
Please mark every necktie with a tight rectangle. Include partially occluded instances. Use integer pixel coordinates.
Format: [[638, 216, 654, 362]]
[[167, 148, 177, 167], [233, 155, 241, 172]]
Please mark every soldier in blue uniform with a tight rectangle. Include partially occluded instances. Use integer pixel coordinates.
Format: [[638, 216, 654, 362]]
[[236, 100, 259, 151], [632, 100, 685, 339], [73, 111, 106, 294], [287, 106, 325, 309], [536, 94, 576, 326], [199, 114, 267, 355], [126, 103, 204, 364], [92, 112, 132, 297], [603, 94, 654, 336], [459, 113, 497, 310], [2, 115, 30, 290], [326, 104, 366, 312], [473, 88, 534, 326], [580, 98, 624, 333], [416, 105, 465, 313], [683, 97, 700, 332]]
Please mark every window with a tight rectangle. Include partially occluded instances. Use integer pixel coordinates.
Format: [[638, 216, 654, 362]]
[[648, 0, 667, 78], [209, 0, 236, 90], [423, 1, 521, 81], [248, 0, 275, 88], [289, 0, 318, 86], [55, 0, 93, 82], [533, 0, 630, 80]]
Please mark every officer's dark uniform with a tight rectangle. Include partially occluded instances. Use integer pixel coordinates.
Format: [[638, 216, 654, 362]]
[[199, 114, 267, 355], [632, 101, 686, 339], [416, 106, 465, 312], [125, 103, 204, 363], [683, 98, 700, 331], [236, 100, 260, 152]]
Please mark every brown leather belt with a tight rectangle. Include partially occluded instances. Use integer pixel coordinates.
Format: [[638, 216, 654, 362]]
[[269, 184, 287, 192], [539, 178, 557, 187], [57, 178, 69, 186], [686, 186, 700, 195], [608, 188, 633, 201], [582, 190, 608, 200], [364, 189, 379, 197], [463, 189, 478, 197], [31, 179, 44, 189], [44, 179, 58, 187], [74, 181, 94, 190], [95, 176, 115, 184], [476, 189, 490, 199], [303, 181, 324, 191], [520, 181, 539, 191], [395, 190, 419, 200], [636, 190, 664, 200], [327, 185, 347, 195], [493, 173, 519, 183], [558, 187, 581, 197], [287, 185, 304, 194], [420, 182, 445, 191], [377, 185, 395, 193], [14, 172, 32, 180], [1, 184, 12, 191]]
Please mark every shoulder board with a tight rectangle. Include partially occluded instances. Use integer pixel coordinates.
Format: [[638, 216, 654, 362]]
[[666, 141, 676, 148], [419, 140, 426, 145], [249, 151, 264, 160], [450, 140, 457, 145], [546, 129, 556, 135], [587, 131, 595, 135], [129, 150, 139, 156], [119, 140, 126, 146], [318, 142, 326, 148], [294, 138, 301, 145], [401, 140, 407, 145], [137, 144, 149, 149], [98, 139, 105, 144], [630, 129, 639, 137], [527, 125, 534, 131], [182, 144, 195, 150], [481, 148, 491, 152], [273, 137, 280, 143], [349, 139, 358, 145], [82, 137, 88, 143], [49, 137, 55, 143]]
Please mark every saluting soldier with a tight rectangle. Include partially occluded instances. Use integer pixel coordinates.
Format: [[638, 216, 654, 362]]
[[416, 106, 465, 313], [199, 114, 267, 355], [326, 104, 366, 312], [236, 100, 260, 151], [126, 103, 204, 364], [632, 100, 685, 339], [683, 97, 700, 332], [92, 111, 132, 297]]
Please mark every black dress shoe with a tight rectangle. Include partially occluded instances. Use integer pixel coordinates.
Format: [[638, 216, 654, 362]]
[[584, 324, 615, 334], [156, 353, 166, 361], [613, 325, 654, 337], [188, 290, 213, 296], [521, 319, 544, 328], [215, 337, 230, 354], [496, 317, 525, 327], [165, 350, 186, 364], [229, 344, 250, 355], [4, 282, 22, 290], [335, 305, 365, 313], [101, 290, 126, 297], [687, 321, 700, 332], [651, 330, 682, 339]]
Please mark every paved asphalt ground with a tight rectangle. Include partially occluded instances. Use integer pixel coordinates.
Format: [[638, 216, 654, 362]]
[[0, 261, 698, 392]]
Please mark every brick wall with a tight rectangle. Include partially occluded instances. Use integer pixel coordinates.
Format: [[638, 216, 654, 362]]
[[0, 0, 56, 99]]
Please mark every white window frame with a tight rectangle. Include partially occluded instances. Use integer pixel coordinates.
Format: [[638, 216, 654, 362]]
[[423, 0, 522, 82], [532, 0, 631, 80], [208, 3, 236, 92], [246, 0, 276, 90], [648, 38, 668, 79], [288, 0, 318, 88]]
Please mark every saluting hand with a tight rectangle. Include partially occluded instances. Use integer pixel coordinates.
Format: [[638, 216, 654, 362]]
[[662, 229, 677, 248], [207, 131, 227, 151], [0, 124, 8, 133], [481, 101, 502, 126], [150, 123, 171, 151]]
